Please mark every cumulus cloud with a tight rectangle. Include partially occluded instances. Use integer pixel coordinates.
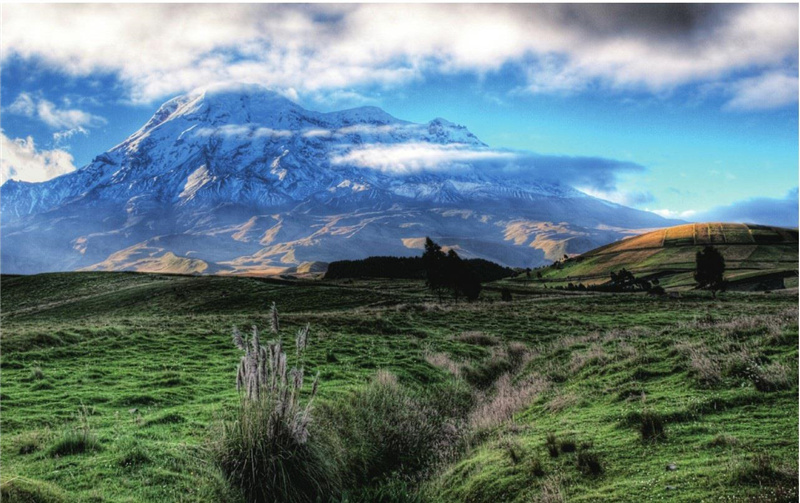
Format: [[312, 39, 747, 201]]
[[6, 92, 106, 142], [331, 142, 643, 191], [725, 71, 799, 111], [692, 189, 799, 227], [0, 132, 77, 184], [8, 92, 35, 116], [332, 143, 515, 175], [2, 4, 796, 105]]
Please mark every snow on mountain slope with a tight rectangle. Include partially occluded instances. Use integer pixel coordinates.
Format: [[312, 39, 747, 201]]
[[1, 83, 678, 275]]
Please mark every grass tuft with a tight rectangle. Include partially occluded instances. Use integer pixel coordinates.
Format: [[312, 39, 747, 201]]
[[576, 448, 604, 476], [48, 405, 100, 457], [0, 476, 67, 503], [635, 410, 666, 442]]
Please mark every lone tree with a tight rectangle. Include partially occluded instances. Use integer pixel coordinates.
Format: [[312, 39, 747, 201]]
[[695, 245, 726, 298]]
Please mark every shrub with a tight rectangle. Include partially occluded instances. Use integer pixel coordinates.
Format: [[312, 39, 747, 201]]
[[49, 405, 100, 457], [214, 397, 340, 502], [723, 348, 758, 379], [116, 438, 151, 469], [17, 430, 49, 455], [708, 434, 738, 448], [576, 449, 604, 476], [500, 436, 524, 464], [731, 453, 791, 485], [545, 391, 580, 413], [546, 432, 559, 458], [468, 373, 549, 431], [749, 362, 794, 392], [318, 371, 462, 485], [559, 439, 576, 453], [506, 342, 530, 368], [569, 344, 609, 373], [424, 351, 463, 378], [525, 456, 545, 477], [539, 474, 566, 503], [214, 307, 339, 503], [636, 411, 666, 442], [455, 331, 499, 347], [0, 477, 68, 503], [685, 345, 722, 387], [29, 365, 45, 381]]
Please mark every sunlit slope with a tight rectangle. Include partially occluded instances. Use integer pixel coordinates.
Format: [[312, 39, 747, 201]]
[[538, 223, 798, 289]]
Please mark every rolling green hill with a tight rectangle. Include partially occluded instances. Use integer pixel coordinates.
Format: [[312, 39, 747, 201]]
[[526, 223, 798, 290], [1, 271, 797, 502]]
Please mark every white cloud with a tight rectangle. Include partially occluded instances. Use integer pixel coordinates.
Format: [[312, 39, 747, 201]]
[[8, 92, 35, 116], [35, 99, 105, 130], [0, 132, 77, 184], [2, 4, 796, 105], [579, 187, 655, 207], [331, 143, 515, 175], [194, 125, 293, 138], [648, 208, 697, 219], [302, 129, 332, 138], [725, 71, 799, 111], [6, 92, 106, 140], [53, 127, 88, 144]]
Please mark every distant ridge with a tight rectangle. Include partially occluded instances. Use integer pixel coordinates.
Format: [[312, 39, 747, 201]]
[[535, 223, 798, 290]]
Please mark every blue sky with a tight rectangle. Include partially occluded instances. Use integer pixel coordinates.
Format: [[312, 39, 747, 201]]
[[1, 3, 798, 226]]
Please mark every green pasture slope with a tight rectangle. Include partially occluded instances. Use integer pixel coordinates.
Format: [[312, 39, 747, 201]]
[[1, 272, 797, 502], [522, 223, 798, 290]]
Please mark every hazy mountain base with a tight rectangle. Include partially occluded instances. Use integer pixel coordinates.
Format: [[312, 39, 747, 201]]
[[1, 272, 797, 502]]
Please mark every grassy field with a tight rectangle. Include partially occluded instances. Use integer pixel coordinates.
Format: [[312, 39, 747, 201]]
[[529, 223, 798, 290], [1, 272, 797, 502]]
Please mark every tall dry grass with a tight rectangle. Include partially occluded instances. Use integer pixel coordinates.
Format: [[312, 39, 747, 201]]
[[215, 307, 337, 503], [469, 373, 549, 431]]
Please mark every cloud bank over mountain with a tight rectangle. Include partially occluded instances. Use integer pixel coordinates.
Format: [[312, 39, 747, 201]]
[[694, 189, 799, 228], [3, 4, 796, 107]]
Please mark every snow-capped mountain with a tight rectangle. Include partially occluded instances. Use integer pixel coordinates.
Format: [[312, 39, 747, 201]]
[[1, 83, 677, 275]]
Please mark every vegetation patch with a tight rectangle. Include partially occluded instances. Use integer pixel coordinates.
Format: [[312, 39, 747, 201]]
[[1, 272, 796, 502]]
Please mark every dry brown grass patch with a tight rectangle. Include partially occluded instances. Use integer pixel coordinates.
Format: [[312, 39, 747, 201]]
[[469, 373, 550, 431], [424, 351, 463, 378], [454, 331, 499, 346], [545, 392, 580, 413]]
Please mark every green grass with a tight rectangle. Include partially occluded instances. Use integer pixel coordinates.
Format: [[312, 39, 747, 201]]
[[1, 272, 797, 502]]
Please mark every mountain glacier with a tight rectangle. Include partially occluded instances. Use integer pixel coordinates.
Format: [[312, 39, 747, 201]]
[[1, 83, 677, 275]]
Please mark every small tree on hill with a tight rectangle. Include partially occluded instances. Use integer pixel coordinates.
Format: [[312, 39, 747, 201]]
[[695, 246, 726, 298]]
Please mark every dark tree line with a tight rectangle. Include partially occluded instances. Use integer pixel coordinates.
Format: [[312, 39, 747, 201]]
[[325, 251, 513, 284]]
